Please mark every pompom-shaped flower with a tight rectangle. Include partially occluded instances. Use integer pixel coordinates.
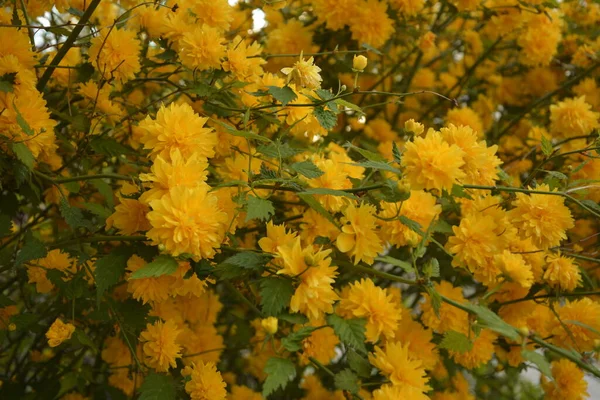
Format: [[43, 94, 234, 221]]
[[277, 238, 339, 320], [139, 319, 182, 372], [222, 36, 265, 81], [543, 253, 582, 291], [446, 214, 501, 272], [422, 281, 469, 333], [106, 198, 151, 235], [336, 202, 383, 265], [550, 96, 599, 138], [402, 130, 466, 191], [179, 25, 226, 71], [147, 186, 228, 260], [46, 318, 76, 347], [552, 298, 600, 352], [88, 29, 141, 82], [298, 326, 339, 365], [27, 249, 76, 294], [449, 329, 497, 369], [281, 55, 322, 89], [369, 341, 431, 393], [126, 255, 173, 304], [183, 361, 227, 400], [312, 0, 361, 31], [542, 359, 588, 400], [338, 278, 401, 342], [349, 0, 395, 48], [494, 250, 533, 289], [139, 150, 209, 203], [510, 184, 574, 249], [373, 384, 430, 400], [139, 103, 217, 161]]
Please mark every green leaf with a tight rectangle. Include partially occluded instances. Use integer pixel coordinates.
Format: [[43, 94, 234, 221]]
[[315, 89, 338, 112], [138, 373, 176, 400], [263, 357, 296, 397], [0, 293, 15, 307], [313, 106, 338, 130], [334, 369, 360, 394], [522, 349, 552, 378], [228, 129, 272, 142], [190, 82, 216, 97], [465, 304, 519, 341], [361, 43, 383, 55], [57, 372, 78, 399], [222, 252, 270, 270], [11, 143, 34, 170], [15, 231, 47, 267], [376, 179, 410, 203], [543, 170, 568, 181], [423, 258, 440, 278], [392, 141, 402, 164], [257, 141, 302, 159], [95, 247, 134, 303], [334, 98, 364, 114], [451, 184, 474, 200], [73, 329, 98, 352], [376, 256, 414, 273], [60, 198, 93, 230], [82, 202, 112, 219], [129, 255, 178, 280], [12, 101, 34, 136], [302, 188, 357, 199], [291, 161, 324, 178], [260, 277, 294, 316], [297, 193, 340, 229], [347, 349, 371, 378], [399, 215, 423, 233], [10, 313, 39, 331], [326, 314, 367, 353], [439, 330, 473, 353], [246, 195, 275, 222], [268, 86, 297, 106], [90, 137, 135, 157], [0, 72, 16, 93], [278, 313, 308, 325], [281, 326, 317, 352], [425, 284, 442, 318], [355, 160, 402, 174], [0, 214, 12, 237], [90, 179, 115, 209], [541, 136, 553, 156], [344, 142, 386, 162]]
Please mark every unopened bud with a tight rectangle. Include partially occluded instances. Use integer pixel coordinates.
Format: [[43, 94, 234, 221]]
[[353, 55, 368, 72], [261, 317, 278, 335]]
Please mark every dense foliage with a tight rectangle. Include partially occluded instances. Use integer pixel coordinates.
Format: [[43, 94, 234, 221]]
[[1, 0, 600, 399]]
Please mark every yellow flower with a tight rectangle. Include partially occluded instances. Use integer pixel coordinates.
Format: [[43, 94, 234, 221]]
[[78, 82, 123, 125], [101, 336, 132, 367], [147, 186, 228, 260], [336, 202, 383, 265], [550, 96, 599, 138], [180, 325, 224, 366], [258, 221, 298, 255], [542, 359, 588, 400], [139, 150, 209, 203], [88, 29, 141, 82], [106, 198, 151, 235], [260, 317, 279, 335], [404, 118, 424, 136], [445, 107, 484, 137], [373, 384, 430, 400], [139, 102, 217, 161], [222, 36, 265, 81], [510, 184, 574, 249], [139, 319, 182, 372], [312, 0, 361, 31], [281, 55, 322, 89], [369, 341, 431, 393], [307, 157, 353, 212], [552, 298, 600, 352], [494, 250, 533, 289], [402, 130, 466, 191], [338, 279, 401, 343], [449, 329, 497, 369], [544, 253, 582, 291], [183, 361, 227, 400], [126, 255, 174, 304], [422, 281, 469, 333], [277, 238, 339, 320], [446, 214, 501, 274], [299, 326, 339, 365], [27, 249, 76, 294], [179, 25, 226, 71], [353, 55, 368, 72], [46, 318, 76, 347], [349, 0, 395, 48]]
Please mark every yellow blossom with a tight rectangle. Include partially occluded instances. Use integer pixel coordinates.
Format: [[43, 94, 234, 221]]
[[46, 318, 76, 347], [139, 319, 182, 372]]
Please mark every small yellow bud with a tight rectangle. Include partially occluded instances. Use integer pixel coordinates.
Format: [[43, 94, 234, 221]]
[[8, 323, 16, 331], [261, 317, 278, 335], [404, 119, 424, 136], [353, 55, 368, 72], [518, 327, 530, 337]]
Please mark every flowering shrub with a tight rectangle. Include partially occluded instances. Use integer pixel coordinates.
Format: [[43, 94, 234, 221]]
[[1, 0, 600, 399]]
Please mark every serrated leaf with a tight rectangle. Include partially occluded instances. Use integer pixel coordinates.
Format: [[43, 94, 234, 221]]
[[451, 184, 474, 200], [334, 98, 364, 114], [90, 179, 115, 209], [355, 160, 402, 174], [425, 285, 442, 318], [278, 313, 309, 325], [424, 258, 440, 278], [543, 170, 568, 181], [60, 198, 93, 230], [138, 373, 176, 400], [439, 330, 473, 353], [392, 141, 402, 164], [522, 349, 552, 378], [465, 304, 519, 341], [263, 357, 296, 397], [541, 136, 553, 156], [377, 179, 410, 203], [222, 252, 270, 270], [315, 89, 338, 112], [13, 102, 34, 136], [190, 82, 216, 97], [298, 193, 340, 229], [335, 369, 360, 394], [246, 195, 275, 222], [257, 141, 302, 159], [580, 199, 600, 214], [268, 86, 297, 106], [344, 142, 386, 162], [281, 326, 317, 352], [313, 106, 338, 130], [0, 72, 16, 93], [399, 215, 423, 233], [326, 314, 367, 353], [291, 160, 324, 178], [15, 231, 47, 267], [260, 277, 294, 316], [347, 349, 371, 378], [376, 256, 414, 273], [11, 143, 34, 169], [129, 255, 178, 280], [82, 202, 112, 219], [74, 329, 98, 352], [95, 247, 134, 303]]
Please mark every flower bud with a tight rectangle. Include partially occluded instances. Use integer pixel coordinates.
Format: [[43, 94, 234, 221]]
[[353, 55, 368, 72], [261, 317, 278, 335], [404, 119, 424, 136]]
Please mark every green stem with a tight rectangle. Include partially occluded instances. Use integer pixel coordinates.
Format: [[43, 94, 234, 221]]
[[340, 261, 418, 285], [34, 171, 132, 184], [50, 235, 147, 249], [497, 290, 600, 307], [36, 0, 102, 91], [530, 335, 600, 378]]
